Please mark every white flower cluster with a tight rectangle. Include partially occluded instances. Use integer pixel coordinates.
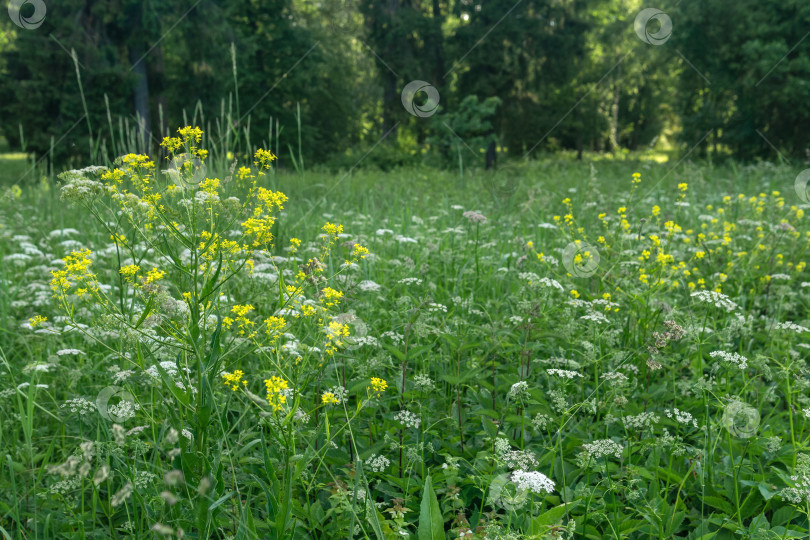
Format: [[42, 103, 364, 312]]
[[581, 439, 623, 460], [358, 280, 381, 292], [775, 321, 809, 334], [547, 369, 583, 379], [601, 371, 629, 386], [61, 398, 96, 415], [380, 331, 405, 344], [328, 385, 349, 405], [690, 290, 739, 312], [107, 400, 140, 422], [494, 437, 511, 455], [665, 408, 698, 428], [622, 412, 659, 431], [537, 277, 563, 290], [398, 277, 422, 285], [56, 348, 85, 356], [781, 475, 810, 504], [508, 381, 529, 400], [709, 350, 748, 370], [462, 210, 487, 223], [427, 303, 447, 313], [502, 450, 539, 470], [511, 470, 555, 494], [532, 413, 552, 430], [581, 312, 610, 325], [365, 454, 391, 473], [394, 410, 421, 429], [413, 374, 435, 391]]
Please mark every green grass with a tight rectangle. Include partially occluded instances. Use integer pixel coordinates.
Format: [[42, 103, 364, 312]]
[[0, 146, 809, 539]]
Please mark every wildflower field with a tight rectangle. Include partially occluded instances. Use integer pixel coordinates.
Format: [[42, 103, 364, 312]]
[[1, 131, 809, 539]]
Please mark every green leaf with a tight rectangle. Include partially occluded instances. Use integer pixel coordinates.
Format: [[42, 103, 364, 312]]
[[757, 482, 778, 501], [382, 343, 406, 362], [702, 495, 734, 515], [208, 491, 234, 512], [418, 474, 444, 540], [530, 502, 577, 534]]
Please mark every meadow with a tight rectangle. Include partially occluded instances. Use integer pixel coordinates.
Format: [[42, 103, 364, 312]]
[[0, 131, 809, 539]]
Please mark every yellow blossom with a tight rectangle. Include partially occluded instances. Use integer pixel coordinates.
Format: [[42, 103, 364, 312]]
[[29, 315, 47, 328], [222, 370, 246, 391], [370, 377, 388, 397]]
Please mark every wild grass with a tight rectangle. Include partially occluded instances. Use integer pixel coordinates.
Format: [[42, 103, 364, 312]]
[[0, 137, 809, 539]]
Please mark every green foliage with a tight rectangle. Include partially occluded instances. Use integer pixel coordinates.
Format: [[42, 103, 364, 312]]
[[2, 0, 809, 168], [427, 95, 501, 167], [1, 151, 810, 537]]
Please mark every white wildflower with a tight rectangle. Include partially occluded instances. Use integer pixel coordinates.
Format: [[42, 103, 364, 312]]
[[581, 439, 623, 460], [547, 369, 583, 379], [709, 350, 748, 370], [511, 470, 555, 494]]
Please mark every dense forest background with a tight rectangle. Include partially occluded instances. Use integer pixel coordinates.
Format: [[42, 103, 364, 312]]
[[0, 0, 808, 169]]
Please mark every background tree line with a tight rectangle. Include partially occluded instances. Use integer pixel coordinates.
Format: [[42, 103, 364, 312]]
[[0, 0, 808, 169]]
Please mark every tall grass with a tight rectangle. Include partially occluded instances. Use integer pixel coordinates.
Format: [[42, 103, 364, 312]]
[[0, 142, 809, 538]]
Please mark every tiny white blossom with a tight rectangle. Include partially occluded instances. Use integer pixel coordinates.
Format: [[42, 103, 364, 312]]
[[547, 369, 583, 379], [511, 470, 555, 494]]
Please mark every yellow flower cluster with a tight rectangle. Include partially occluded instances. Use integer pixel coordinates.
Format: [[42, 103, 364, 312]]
[[264, 316, 287, 342], [320, 287, 343, 307], [160, 126, 204, 154], [289, 238, 301, 253], [322, 392, 339, 405], [145, 268, 166, 285], [254, 148, 277, 169], [50, 248, 98, 299], [369, 377, 388, 397], [240, 187, 288, 249], [121, 153, 155, 171], [325, 321, 350, 355], [223, 305, 257, 337], [119, 264, 140, 282], [264, 376, 289, 411], [222, 370, 246, 391]]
